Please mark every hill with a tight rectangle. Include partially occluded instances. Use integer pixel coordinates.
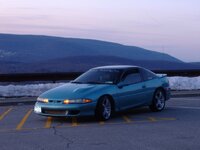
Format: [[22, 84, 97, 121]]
[[0, 33, 199, 73]]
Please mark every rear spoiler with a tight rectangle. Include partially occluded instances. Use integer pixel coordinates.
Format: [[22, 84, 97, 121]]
[[157, 74, 167, 77]]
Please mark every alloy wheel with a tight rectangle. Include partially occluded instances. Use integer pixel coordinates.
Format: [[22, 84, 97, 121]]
[[102, 97, 111, 120]]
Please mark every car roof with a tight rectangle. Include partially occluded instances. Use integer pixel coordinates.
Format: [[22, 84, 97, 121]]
[[93, 65, 140, 70]]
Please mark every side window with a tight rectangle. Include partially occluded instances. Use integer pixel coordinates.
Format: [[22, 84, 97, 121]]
[[122, 69, 142, 85], [142, 69, 157, 81]]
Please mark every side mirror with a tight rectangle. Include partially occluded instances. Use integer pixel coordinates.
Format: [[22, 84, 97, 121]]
[[117, 81, 126, 89]]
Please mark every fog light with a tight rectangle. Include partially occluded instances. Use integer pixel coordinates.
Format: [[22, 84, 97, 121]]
[[34, 105, 41, 113]]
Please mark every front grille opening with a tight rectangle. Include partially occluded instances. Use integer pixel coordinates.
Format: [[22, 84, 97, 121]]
[[42, 108, 80, 115], [42, 109, 67, 115], [48, 100, 62, 103], [68, 110, 80, 115]]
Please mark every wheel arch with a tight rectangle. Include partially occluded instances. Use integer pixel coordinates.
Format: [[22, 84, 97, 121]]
[[149, 86, 166, 112], [96, 94, 116, 112], [154, 87, 166, 100]]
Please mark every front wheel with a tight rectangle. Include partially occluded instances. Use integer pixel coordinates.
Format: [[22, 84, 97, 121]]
[[95, 96, 112, 121], [149, 89, 166, 112]]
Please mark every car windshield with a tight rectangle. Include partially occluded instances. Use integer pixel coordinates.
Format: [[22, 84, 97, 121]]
[[72, 69, 122, 84]]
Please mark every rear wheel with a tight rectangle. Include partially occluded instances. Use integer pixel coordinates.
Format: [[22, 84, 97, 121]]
[[149, 89, 166, 112], [95, 96, 112, 121]]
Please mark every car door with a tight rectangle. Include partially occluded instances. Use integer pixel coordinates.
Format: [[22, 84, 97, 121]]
[[116, 68, 147, 110], [140, 68, 158, 104]]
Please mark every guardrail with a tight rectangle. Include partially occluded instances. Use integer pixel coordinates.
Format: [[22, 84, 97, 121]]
[[0, 69, 200, 82]]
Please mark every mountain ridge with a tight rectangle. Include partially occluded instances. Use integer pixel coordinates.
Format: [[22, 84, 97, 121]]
[[0, 33, 181, 62], [0, 33, 199, 74]]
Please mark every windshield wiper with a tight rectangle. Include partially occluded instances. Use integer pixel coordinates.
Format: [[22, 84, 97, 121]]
[[71, 81, 83, 84], [84, 81, 103, 84]]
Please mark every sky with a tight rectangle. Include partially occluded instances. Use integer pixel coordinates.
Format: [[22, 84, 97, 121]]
[[0, 0, 200, 62]]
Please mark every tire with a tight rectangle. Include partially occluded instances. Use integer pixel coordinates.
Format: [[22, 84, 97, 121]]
[[149, 89, 166, 112], [95, 96, 112, 121]]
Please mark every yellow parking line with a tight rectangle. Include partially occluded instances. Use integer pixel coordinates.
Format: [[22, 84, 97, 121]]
[[71, 117, 78, 126], [148, 117, 157, 122], [0, 108, 12, 121], [99, 121, 105, 125], [123, 115, 132, 123], [16, 109, 33, 130], [0, 116, 177, 133], [159, 117, 176, 121], [45, 117, 52, 128]]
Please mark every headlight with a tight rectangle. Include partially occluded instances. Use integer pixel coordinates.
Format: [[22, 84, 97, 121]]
[[63, 99, 92, 104], [37, 97, 49, 103]]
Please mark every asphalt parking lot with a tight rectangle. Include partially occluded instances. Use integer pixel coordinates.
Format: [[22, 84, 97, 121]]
[[0, 97, 200, 150]]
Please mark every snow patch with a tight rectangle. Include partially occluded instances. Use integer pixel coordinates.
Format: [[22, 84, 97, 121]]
[[0, 49, 15, 58], [0, 83, 64, 97], [169, 76, 200, 90]]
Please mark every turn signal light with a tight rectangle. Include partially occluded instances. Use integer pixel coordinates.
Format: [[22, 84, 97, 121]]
[[63, 99, 92, 104], [83, 99, 92, 103]]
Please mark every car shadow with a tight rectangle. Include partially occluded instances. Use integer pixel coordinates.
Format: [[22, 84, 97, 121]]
[[49, 107, 161, 124]]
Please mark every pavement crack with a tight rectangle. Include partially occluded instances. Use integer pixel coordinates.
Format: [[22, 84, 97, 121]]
[[52, 126, 74, 148], [90, 142, 107, 146]]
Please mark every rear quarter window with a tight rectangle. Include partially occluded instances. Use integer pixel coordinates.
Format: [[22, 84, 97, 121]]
[[141, 69, 157, 81]]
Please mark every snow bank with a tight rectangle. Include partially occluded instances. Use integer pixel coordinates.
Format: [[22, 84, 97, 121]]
[[169, 76, 200, 90], [0, 76, 200, 97], [0, 83, 65, 97]]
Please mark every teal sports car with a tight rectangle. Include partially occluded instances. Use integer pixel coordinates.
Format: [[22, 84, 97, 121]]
[[34, 65, 170, 120]]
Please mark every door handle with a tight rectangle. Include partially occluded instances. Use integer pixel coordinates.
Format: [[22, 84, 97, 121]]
[[142, 85, 146, 88]]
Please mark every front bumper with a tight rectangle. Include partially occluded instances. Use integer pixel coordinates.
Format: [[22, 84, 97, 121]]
[[34, 101, 97, 117]]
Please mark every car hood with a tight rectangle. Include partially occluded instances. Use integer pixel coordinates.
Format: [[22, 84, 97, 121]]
[[39, 82, 111, 100]]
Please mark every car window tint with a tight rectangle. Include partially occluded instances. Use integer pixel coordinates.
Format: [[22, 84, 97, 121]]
[[122, 70, 142, 84], [142, 69, 157, 80], [73, 69, 122, 84]]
